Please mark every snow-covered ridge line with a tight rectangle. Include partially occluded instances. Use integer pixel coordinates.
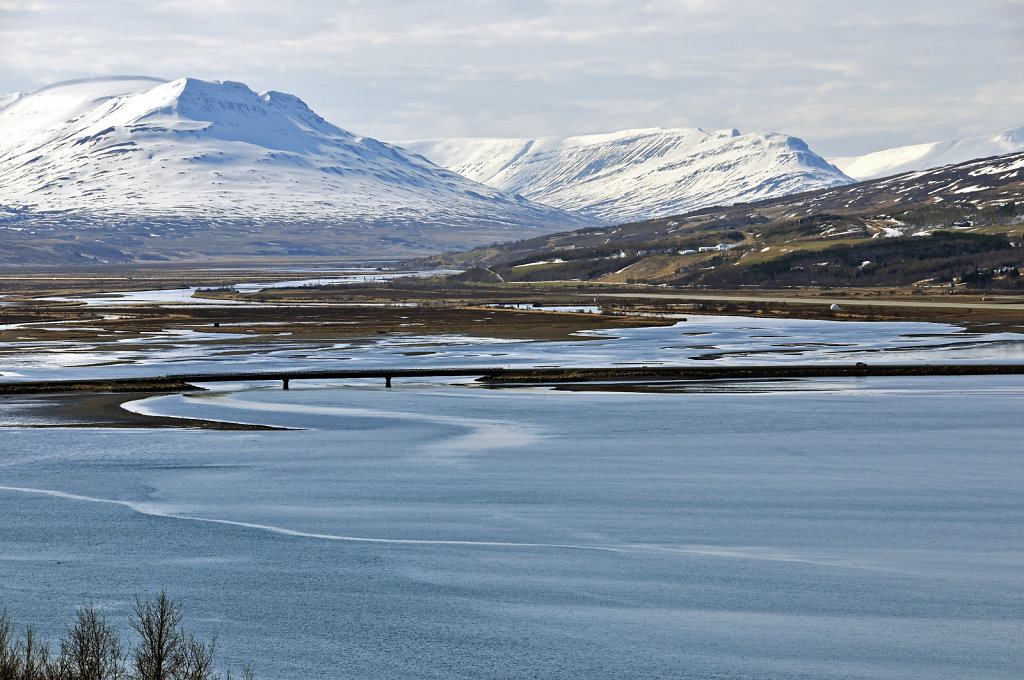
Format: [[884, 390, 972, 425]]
[[830, 123, 1024, 181], [398, 127, 853, 224]]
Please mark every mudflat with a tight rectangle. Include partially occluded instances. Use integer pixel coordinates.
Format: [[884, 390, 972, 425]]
[[1, 392, 282, 430]]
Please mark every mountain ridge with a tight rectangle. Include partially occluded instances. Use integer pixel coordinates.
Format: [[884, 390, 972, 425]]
[[830, 123, 1024, 180], [399, 127, 854, 223]]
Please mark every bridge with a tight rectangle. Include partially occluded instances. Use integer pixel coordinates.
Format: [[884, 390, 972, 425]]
[[1, 363, 1023, 394]]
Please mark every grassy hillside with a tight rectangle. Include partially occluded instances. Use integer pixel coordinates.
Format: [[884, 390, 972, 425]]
[[417, 151, 1024, 291]]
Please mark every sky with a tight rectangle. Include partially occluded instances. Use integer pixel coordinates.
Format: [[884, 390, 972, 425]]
[[1, 0, 1022, 157]]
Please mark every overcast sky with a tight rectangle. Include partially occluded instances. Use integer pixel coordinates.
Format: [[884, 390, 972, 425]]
[[1, 0, 1022, 156]]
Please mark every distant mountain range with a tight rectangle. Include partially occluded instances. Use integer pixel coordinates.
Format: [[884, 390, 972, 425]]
[[400, 128, 854, 224], [0, 76, 580, 263], [831, 123, 1024, 180], [1, 75, 1020, 266]]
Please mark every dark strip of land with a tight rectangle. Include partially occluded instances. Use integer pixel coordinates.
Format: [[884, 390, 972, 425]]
[[1, 392, 285, 430], [1, 364, 1023, 394], [479, 364, 1024, 383]]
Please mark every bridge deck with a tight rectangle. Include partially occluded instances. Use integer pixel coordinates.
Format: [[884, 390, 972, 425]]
[[0, 364, 1022, 394]]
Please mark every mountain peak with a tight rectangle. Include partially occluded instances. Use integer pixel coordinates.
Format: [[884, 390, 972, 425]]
[[151, 78, 299, 135]]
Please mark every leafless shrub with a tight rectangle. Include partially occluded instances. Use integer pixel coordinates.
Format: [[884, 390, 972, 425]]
[[0, 599, 251, 680], [60, 605, 125, 680]]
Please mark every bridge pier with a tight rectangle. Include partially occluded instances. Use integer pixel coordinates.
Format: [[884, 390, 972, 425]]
[[283, 378, 289, 390], [385, 376, 392, 388]]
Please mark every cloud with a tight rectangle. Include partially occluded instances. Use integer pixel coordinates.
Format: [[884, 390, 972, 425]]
[[1, 0, 1021, 155], [0, 2, 49, 10]]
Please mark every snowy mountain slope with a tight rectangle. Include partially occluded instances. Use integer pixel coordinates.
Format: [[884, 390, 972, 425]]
[[0, 91, 23, 111], [399, 128, 853, 224], [0, 77, 581, 262], [830, 123, 1024, 180]]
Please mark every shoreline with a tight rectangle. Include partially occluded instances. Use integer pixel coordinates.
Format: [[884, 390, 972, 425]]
[[595, 292, 1024, 330]]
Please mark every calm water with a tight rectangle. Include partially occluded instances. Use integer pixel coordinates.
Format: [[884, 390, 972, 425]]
[[2, 376, 1024, 678]]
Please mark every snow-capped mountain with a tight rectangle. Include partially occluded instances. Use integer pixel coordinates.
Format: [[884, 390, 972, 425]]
[[830, 123, 1024, 181], [0, 77, 581, 261], [399, 128, 853, 224]]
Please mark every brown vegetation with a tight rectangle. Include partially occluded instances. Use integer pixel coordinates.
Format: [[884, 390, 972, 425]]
[[0, 593, 251, 680]]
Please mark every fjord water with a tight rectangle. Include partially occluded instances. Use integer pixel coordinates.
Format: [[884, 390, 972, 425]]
[[2, 376, 1024, 679]]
